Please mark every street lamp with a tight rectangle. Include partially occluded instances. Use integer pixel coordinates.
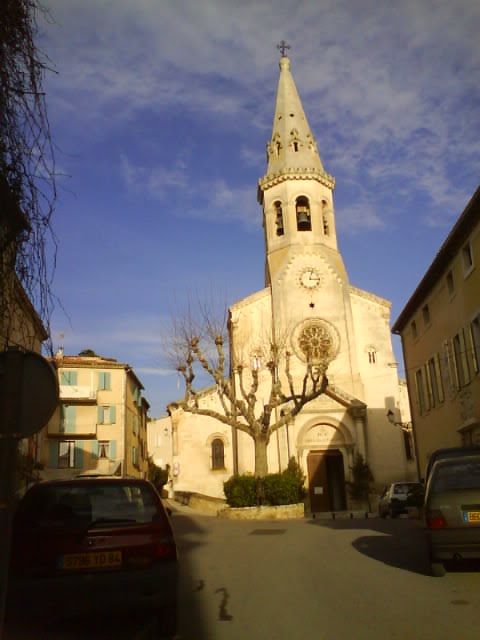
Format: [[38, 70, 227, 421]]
[[386, 409, 412, 433]]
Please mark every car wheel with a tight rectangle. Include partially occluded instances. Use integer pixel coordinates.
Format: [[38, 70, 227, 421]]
[[431, 561, 446, 577]]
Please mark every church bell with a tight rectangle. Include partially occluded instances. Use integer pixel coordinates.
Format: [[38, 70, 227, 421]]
[[297, 208, 311, 230]]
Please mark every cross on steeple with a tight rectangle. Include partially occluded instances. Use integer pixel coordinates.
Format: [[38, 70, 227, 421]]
[[277, 40, 290, 57]]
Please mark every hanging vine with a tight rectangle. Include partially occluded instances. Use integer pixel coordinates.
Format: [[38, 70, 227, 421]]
[[0, 0, 57, 353]]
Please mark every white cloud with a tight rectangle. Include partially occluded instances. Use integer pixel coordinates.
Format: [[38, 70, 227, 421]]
[[42, 0, 480, 230]]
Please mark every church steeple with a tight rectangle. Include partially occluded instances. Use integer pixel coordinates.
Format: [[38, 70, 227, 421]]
[[267, 55, 325, 177], [259, 52, 335, 195], [258, 49, 338, 286]]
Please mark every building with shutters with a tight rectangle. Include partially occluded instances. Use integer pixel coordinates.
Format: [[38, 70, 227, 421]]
[[392, 186, 480, 477], [165, 52, 415, 512], [38, 352, 149, 479]]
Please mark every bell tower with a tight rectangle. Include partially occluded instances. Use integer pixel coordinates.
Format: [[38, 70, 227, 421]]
[[258, 49, 339, 288], [258, 47, 361, 394]]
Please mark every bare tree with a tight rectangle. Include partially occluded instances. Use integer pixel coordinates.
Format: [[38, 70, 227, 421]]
[[0, 0, 57, 352], [168, 301, 332, 478]]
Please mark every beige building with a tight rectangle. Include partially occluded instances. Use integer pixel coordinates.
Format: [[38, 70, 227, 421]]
[[164, 54, 415, 511], [38, 353, 149, 479], [392, 186, 480, 477]]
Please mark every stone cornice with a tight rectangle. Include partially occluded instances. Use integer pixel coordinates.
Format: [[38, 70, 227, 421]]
[[349, 284, 391, 308], [258, 167, 335, 195]]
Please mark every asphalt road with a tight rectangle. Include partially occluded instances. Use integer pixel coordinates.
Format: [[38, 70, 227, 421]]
[[3, 506, 480, 639], [172, 507, 480, 640]]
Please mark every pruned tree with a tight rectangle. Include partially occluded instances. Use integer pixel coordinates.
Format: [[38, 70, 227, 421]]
[[0, 0, 57, 352], [167, 300, 333, 478]]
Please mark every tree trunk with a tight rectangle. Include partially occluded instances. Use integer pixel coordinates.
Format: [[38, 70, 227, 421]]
[[254, 436, 269, 478]]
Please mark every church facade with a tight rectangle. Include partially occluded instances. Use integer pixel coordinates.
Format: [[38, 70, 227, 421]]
[[167, 54, 415, 511]]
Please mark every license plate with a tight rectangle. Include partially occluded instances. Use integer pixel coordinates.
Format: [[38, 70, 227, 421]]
[[463, 511, 480, 523], [61, 550, 122, 571]]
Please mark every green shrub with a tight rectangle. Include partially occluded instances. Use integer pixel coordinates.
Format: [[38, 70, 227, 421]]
[[223, 474, 257, 507], [224, 458, 306, 507], [263, 472, 304, 505], [147, 458, 169, 492]]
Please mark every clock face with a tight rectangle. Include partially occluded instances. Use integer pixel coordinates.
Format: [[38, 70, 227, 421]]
[[299, 267, 322, 289]]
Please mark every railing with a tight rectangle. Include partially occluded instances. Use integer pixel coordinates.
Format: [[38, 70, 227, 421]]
[[48, 419, 97, 437], [59, 385, 97, 401]]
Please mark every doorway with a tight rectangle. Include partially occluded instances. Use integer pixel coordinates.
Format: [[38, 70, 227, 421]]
[[307, 450, 346, 512]]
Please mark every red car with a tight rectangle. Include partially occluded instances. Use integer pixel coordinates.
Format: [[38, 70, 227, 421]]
[[6, 477, 177, 636]]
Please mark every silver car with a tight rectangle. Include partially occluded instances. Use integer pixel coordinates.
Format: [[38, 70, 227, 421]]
[[424, 454, 480, 576]]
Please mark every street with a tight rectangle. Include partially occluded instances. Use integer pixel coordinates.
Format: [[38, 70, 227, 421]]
[[4, 505, 480, 639], [173, 508, 480, 640]]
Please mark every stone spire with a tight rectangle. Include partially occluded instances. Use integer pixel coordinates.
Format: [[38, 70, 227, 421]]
[[259, 53, 334, 196]]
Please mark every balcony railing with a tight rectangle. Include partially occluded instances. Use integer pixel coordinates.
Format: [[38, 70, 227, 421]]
[[48, 419, 97, 437], [59, 385, 97, 401]]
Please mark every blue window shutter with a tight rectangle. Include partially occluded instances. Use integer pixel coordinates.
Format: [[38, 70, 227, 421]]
[[110, 440, 117, 459], [105, 372, 111, 390], [65, 405, 76, 433], [91, 440, 99, 460], [98, 372, 105, 390], [110, 405, 116, 423], [97, 405, 103, 424], [49, 442, 58, 468], [75, 441, 84, 468]]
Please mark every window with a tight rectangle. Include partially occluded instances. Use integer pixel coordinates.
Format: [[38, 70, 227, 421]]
[[98, 441, 110, 459], [415, 368, 427, 414], [60, 371, 77, 386], [97, 405, 116, 424], [444, 339, 459, 390], [211, 438, 225, 470], [132, 446, 138, 467], [274, 201, 284, 236], [60, 405, 76, 433], [453, 330, 471, 387], [98, 372, 111, 390], [296, 196, 311, 231], [411, 321, 417, 340], [403, 431, 414, 461], [422, 304, 431, 326], [427, 354, 445, 406], [367, 348, 377, 364], [132, 414, 137, 436], [446, 271, 455, 295], [58, 441, 76, 468], [462, 241, 474, 274], [469, 315, 480, 374], [321, 200, 330, 236]]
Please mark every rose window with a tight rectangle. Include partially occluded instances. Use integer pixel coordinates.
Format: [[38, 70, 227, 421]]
[[293, 319, 339, 366]]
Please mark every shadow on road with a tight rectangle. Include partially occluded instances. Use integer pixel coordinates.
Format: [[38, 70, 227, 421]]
[[308, 516, 432, 576]]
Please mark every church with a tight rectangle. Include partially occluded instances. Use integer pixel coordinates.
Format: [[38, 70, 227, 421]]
[[162, 51, 415, 511]]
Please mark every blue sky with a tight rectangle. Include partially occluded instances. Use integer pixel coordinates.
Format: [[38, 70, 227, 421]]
[[39, 0, 480, 417]]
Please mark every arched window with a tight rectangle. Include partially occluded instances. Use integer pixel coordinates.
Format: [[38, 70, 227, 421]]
[[211, 438, 225, 470], [367, 347, 377, 364], [321, 200, 329, 236], [274, 201, 284, 236], [296, 196, 311, 231]]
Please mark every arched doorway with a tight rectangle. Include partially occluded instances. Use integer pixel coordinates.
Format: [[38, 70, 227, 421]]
[[307, 449, 346, 512]]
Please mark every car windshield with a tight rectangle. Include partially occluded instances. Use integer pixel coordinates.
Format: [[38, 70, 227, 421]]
[[15, 482, 162, 528], [393, 483, 419, 495], [431, 461, 480, 492]]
